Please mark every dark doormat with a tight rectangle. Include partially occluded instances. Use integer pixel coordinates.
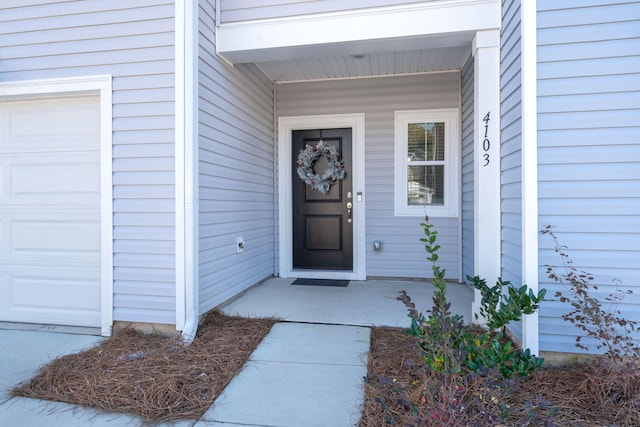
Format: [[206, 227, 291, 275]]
[[291, 278, 349, 287]]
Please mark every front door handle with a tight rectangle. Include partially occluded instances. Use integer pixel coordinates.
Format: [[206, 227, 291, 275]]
[[346, 202, 352, 223]]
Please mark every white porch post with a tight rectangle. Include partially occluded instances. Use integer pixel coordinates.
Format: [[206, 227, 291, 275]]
[[472, 30, 501, 320]]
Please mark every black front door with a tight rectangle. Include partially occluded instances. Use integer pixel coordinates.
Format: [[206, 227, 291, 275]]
[[292, 128, 353, 270]]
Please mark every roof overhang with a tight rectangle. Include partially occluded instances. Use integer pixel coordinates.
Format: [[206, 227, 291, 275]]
[[216, 0, 501, 64]]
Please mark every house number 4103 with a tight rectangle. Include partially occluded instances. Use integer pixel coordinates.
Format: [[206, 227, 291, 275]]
[[482, 111, 491, 167]]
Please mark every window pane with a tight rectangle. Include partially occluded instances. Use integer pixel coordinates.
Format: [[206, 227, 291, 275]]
[[407, 165, 444, 205], [407, 122, 445, 162]]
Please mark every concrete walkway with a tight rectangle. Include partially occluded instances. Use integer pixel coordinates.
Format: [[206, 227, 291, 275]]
[[0, 278, 472, 426], [203, 323, 370, 426]]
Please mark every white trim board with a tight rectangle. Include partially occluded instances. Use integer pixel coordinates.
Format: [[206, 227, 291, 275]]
[[0, 75, 114, 336], [278, 114, 366, 281]]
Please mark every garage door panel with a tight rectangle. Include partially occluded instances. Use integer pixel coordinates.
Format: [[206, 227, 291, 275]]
[[11, 162, 100, 196], [0, 271, 100, 326], [10, 220, 100, 255], [0, 94, 102, 328], [5, 99, 99, 150]]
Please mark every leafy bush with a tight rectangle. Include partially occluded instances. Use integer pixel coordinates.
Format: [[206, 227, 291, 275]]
[[466, 276, 546, 378], [398, 217, 466, 374], [399, 216, 545, 379], [469, 276, 545, 331], [382, 217, 549, 425]]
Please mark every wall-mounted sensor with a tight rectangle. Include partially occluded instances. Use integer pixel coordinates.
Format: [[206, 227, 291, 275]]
[[373, 240, 382, 251]]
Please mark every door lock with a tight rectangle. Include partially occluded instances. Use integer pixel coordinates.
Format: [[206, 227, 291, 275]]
[[346, 202, 352, 223], [347, 191, 352, 199]]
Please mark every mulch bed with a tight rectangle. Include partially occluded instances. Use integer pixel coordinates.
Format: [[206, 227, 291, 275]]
[[12, 311, 277, 424], [361, 327, 640, 427], [13, 317, 640, 426]]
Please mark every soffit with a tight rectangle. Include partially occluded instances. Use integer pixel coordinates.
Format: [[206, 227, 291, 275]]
[[254, 45, 471, 82]]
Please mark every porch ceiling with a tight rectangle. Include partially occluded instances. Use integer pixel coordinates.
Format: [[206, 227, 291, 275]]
[[254, 45, 471, 83]]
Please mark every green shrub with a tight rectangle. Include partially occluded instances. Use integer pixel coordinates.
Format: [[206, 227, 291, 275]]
[[382, 217, 551, 425], [399, 216, 545, 379], [468, 276, 545, 332]]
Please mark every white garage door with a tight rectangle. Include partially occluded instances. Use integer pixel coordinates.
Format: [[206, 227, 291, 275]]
[[0, 94, 102, 327]]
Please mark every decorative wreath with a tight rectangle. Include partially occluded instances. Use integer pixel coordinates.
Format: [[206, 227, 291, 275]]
[[296, 141, 345, 194]]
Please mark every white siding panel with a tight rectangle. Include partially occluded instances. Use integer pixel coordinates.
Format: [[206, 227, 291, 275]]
[[537, 0, 640, 354], [198, 0, 275, 313], [0, 1, 177, 326], [277, 72, 461, 279], [538, 74, 640, 97], [538, 56, 640, 80], [538, 2, 640, 27], [539, 92, 639, 113], [2, 33, 175, 61]]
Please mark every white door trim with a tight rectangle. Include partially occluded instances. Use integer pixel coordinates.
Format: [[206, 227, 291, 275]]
[[0, 75, 113, 336], [278, 114, 366, 280]]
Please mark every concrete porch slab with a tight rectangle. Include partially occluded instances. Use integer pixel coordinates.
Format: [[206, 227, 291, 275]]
[[222, 277, 473, 327]]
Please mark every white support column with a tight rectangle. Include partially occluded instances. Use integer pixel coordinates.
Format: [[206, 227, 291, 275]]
[[472, 30, 501, 320], [521, 0, 540, 355]]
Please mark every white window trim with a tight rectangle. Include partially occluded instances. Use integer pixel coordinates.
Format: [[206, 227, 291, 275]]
[[394, 108, 460, 217]]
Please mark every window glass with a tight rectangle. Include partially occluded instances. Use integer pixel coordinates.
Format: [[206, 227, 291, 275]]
[[407, 122, 445, 162], [407, 165, 444, 205], [394, 109, 459, 217]]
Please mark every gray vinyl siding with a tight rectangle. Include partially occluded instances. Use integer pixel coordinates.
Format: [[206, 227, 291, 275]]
[[198, 0, 275, 314], [0, 1, 177, 325], [460, 55, 474, 283], [500, 0, 523, 343], [277, 73, 461, 279], [220, 0, 434, 23], [537, 0, 640, 353]]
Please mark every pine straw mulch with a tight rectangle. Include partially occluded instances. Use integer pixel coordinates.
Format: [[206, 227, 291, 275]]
[[361, 327, 640, 427], [12, 317, 640, 426], [11, 311, 277, 424]]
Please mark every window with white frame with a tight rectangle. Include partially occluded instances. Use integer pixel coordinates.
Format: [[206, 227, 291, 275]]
[[394, 109, 459, 217]]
